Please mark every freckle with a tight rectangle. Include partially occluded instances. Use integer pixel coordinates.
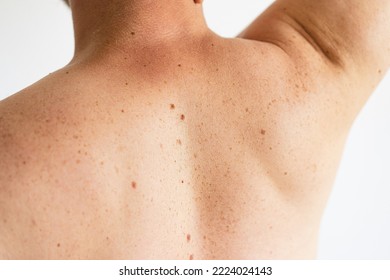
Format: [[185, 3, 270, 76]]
[[180, 114, 185, 121], [22, 161, 26, 165], [65, 71, 69, 74], [216, 68, 219, 71], [106, 236, 110, 241], [57, 243, 61, 248], [125, 82, 128, 86], [131, 181, 137, 189], [76, 159, 81, 164], [73, 135, 79, 139], [176, 139, 182, 145], [261, 129, 266, 135], [211, 43, 215, 47], [100, 161, 104, 165], [170, 104, 175, 110], [143, 64, 147, 67], [269, 147, 273, 150], [3, 219, 7, 224], [178, 64, 182, 67], [284, 172, 288, 176], [189, 254, 194, 260], [378, 69, 382, 74], [186, 234, 191, 242], [45, 119, 51, 123], [203, 235, 207, 240], [121, 109, 125, 113]]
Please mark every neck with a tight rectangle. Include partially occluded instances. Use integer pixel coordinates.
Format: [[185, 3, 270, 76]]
[[68, 0, 208, 59]]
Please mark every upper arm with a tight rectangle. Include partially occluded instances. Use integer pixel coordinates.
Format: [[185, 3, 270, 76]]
[[238, 0, 390, 108]]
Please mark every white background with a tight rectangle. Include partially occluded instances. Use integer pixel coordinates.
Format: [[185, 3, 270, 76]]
[[0, 0, 389, 259]]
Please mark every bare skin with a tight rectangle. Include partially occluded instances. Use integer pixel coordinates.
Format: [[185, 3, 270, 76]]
[[0, 0, 389, 259]]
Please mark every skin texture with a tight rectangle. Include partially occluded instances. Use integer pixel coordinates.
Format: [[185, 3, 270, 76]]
[[0, 0, 389, 259]]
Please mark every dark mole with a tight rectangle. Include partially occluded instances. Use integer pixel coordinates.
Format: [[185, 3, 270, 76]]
[[261, 129, 266, 135], [180, 114, 185, 121], [131, 181, 137, 189], [186, 234, 191, 242], [170, 104, 176, 110], [181, 180, 184, 184], [57, 243, 61, 248], [178, 64, 182, 67], [189, 254, 194, 260], [211, 43, 215, 47], [131, 32, 135, 35]]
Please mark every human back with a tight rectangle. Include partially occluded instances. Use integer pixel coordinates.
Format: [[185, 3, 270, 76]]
[[0, 0, 389, 260], [0, 32, 346, 259]]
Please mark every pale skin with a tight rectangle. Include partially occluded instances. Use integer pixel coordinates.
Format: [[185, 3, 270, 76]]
[[0, 0, 389, 259]]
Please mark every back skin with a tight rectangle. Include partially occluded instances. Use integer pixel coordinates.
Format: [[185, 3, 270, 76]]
[[0, 0, 389, 259]]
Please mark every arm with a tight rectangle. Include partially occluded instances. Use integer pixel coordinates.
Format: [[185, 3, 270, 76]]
[[239, 0, 390, 108]]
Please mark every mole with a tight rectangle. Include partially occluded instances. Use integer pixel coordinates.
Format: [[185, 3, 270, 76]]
[[189, 254, 194, 260], [131, 181, 137, 189], [261, 129, 266, 135], [170, 104, 176, 110], [186, 234, 191, 242], [121, 109, 125, 113], [131, 32, 135, 35], [176, 139, 182, 145], [194, 0, 203, 4], [178, 64, 182, 67], [180, 114, 185, 121], [284, 172, 288, 176], [57, 243, 61, 248]]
